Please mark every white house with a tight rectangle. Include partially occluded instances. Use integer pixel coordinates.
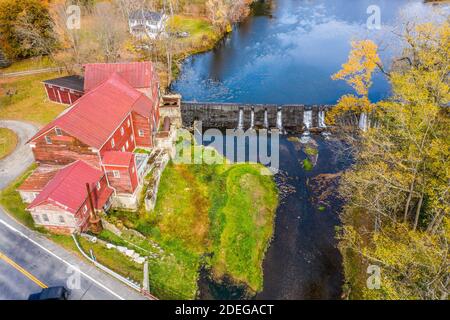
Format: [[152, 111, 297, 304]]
[[128, 10, 168, 39]]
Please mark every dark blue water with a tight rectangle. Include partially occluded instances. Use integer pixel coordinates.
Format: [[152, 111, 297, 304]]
[[172, 0, 447, 104]]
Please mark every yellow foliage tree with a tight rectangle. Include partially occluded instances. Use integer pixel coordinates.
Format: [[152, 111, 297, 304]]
[[327, 40, 382, 127], [338, 21, 449, 300]]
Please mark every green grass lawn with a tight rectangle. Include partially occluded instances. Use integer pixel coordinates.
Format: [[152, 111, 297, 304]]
[[0, 71, 66, 125], [0, 164, 41, 230], [209, 164, 278, 293], [169, 15, 221, 56], [0, 128, 18, 160], [1, 56, 56, 73]]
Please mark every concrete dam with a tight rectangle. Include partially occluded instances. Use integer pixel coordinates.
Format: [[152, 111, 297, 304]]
[[180, 102, 333, 131]]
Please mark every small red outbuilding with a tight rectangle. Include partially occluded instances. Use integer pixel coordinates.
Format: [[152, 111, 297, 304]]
[[43, 75, 84, 105]]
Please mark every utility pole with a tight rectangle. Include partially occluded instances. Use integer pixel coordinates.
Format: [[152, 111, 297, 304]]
[[86, 183, 103, 234]]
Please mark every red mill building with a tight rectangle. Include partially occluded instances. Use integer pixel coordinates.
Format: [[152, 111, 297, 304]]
[[19, 62, 161, 234]]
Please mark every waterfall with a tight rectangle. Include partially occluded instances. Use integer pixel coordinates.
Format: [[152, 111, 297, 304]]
[[318, 110, 326, 128], [359, 112, 367, 131], [303, 110, 313, 130], [237, 108, 244, 130], [276, 108, 283, 130], [263, 109, 269, 129], [250, 108, 255, 129]]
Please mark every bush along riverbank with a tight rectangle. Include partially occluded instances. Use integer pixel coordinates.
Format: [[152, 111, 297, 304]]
[[107, 139, 278, 299]]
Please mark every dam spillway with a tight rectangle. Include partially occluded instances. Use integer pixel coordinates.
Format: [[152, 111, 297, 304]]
[[180, 102, 333, 131]]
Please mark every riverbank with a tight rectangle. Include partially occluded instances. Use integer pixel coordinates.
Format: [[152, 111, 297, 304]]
[[106, 140, 278, 298]]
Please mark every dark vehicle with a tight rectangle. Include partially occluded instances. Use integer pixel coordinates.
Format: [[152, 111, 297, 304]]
[[28, 286, 70, 300]]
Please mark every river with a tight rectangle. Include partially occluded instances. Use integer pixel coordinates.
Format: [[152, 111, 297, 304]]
[[171, 0, 448, 299]]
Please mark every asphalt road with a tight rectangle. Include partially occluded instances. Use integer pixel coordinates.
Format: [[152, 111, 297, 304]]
[[0, 120, 38, 190], [0, 121, 146, 300], [0, 209, 147, 300]]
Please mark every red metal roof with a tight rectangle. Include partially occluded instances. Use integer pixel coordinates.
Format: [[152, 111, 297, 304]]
[[102, 151, 134, 167], [84, 62, 154, 91], [30, 73, 154, 149], [27, 161, 113, 213]]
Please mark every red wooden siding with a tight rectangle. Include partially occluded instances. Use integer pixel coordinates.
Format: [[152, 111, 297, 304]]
[[132, 112, 153, 148], [45, 84, 83, 105], [100, 115, 136, 156], [104, 159, 138, 194], [31, 128, 100, 168]]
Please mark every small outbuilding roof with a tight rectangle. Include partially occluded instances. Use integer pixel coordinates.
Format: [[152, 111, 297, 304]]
[[43, 75, 84, 92], [18, 166, 61, 192]]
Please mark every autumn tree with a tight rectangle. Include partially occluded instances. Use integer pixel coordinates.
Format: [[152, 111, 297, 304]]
[[51, 1, 91, 74], [0, 0, 56, 59], [338, 21, 449, 300], [327, 40, 381, 131], [93, 2, 127, 63]]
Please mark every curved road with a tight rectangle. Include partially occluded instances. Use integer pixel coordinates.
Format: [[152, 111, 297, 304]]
[[0, 120, 146, 300], [0, 120, 37, 190]]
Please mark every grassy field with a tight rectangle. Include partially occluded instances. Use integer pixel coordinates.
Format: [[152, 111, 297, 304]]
[[209, 164, 278, 293], [0, 56, 56, 73], [0, 164, 40, 230], [0, 128, 18, 160], [169, 15, 221, 56], [0, 70, 66, 125]]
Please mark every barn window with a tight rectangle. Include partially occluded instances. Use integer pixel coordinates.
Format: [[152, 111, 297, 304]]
[[131, 135, 134, 142], [59, 216, 65, 223], [111, 138, 115, 148], [42, 214, 49, 222], [55, 128, 62, 136], [83, 205, 88, 213], [96, 182, 101, 191], [138, 129, 144, 137], [48, 85, 53, 89], [113, 170, 120, 178], [121, 146, 125, 152], [44, 136, 52, 144], [33, 215, 40, 223], [127, 119, 131, 127], [121, 127, 124, 136], [132, 167, 135, 173], [126, 141, 129, 149]]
